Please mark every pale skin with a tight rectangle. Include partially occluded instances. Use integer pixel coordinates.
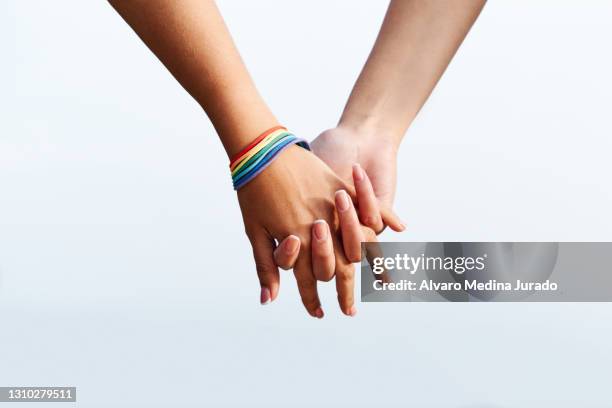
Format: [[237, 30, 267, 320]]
[[314, 0, 486, 207], [276, 0, 486, 279], [108, 0, 403, 318]]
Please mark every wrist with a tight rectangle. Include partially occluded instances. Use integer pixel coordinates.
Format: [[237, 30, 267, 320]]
[[203, 84, 279, 159], [335, 117, 400, 153], [230, 126, 310, 190]]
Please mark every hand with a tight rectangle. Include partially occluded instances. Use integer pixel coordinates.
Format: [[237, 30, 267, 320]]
[[272, 190, 378, 318], [311, 126, 400, 224], [238, 144, 359, 317], [273, 165, 399, 317]]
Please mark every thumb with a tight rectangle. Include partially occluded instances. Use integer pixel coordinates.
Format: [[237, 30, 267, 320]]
[[250, 230, 280, 305]]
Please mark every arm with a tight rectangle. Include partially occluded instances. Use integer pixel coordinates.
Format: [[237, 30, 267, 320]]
[[109, 0, 274, 156], [341, 0, 486, 145], [312, 0, 486, 208], [108, 0, 378, 317]]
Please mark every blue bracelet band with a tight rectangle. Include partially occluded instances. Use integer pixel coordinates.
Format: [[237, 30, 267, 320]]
[[230, 127, 310, 190]]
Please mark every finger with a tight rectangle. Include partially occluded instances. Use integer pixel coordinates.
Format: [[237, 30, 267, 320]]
[[293, 244, 324, 319], [380, 206, 405, 233], [361, 228, 391, 284], [335, 189, 364, 263], [362, 228, 381, 271], [328, 225, 357, 316], [250, 230, 280, 304], [333, 247, 357, 317], [273, 235, 301, 270], [353, 163, 384, 233], [311, 220, 335, 282]]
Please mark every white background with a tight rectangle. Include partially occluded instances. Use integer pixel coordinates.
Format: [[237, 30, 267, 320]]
[[2, 1, 612, 407]]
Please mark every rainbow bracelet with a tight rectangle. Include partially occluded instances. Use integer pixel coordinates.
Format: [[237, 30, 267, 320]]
[[230, 126, 310, 190]]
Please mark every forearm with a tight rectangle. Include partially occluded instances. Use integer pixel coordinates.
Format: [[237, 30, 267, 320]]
[[109, 0, 276, 157], [339, 0, 486, 146]]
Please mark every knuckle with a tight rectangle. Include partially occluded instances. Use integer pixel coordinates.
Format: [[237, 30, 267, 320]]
[[363, 215, 378, 227], [254, 257, 275, 275], [296, 275, 316, 291], [348, 251, 362, 263], [313, 243, 332, 258], [364, 228, 377, 241], [335, 266, 354, 282], [316, 270, 335, 282]]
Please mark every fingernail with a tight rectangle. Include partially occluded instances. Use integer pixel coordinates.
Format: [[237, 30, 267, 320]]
[[349, 305, 357, 317], [352, 163, 364, 181], [285, 235, 300, 255], [313, 220, 328, 241], [399, 222, 406, 231], [335, 190, 350, 212], [315, 307, 324, 319], [260, 287, 271, 305]]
